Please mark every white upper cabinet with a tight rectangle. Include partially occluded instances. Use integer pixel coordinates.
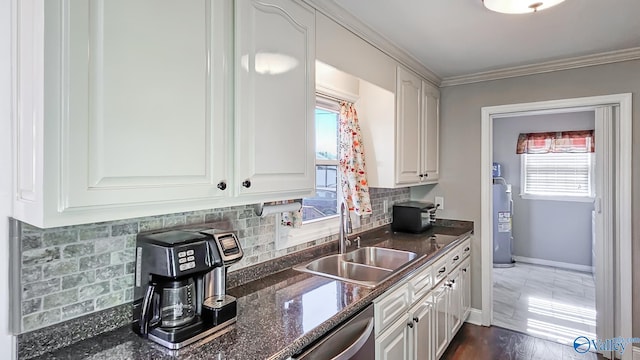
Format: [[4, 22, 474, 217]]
[[64, 0, 231, 207], [14, 0, 233, 227], [234, 0, 315, 197], [395, 67, 423, 185], [421, 80, 440, 183], [358, 67, 440, 188], [395, 68, 441, 186]]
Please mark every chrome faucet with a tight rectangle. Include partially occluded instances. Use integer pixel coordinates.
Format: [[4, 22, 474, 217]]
[[339, 202, 360, 253], [339, 202, 352, 254]]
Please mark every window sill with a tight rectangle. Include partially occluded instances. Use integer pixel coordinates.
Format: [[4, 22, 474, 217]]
[[276, 216, 340, 250], [520, 194, 595, 203]]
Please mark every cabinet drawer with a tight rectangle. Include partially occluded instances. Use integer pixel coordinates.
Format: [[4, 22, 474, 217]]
[[432, 256, 449, 287], [448, 247, 462, 270], [375, 283, 410, 335], [409, 264, 432, 302], [459, 237, 471, 260]]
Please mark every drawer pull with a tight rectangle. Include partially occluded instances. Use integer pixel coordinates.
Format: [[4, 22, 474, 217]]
[[413, 316, 419, 323], [464, 247, 470, 252], [438, 267, 446, 274], [453, 256, 460, 261], [407, 322, 414, 329]]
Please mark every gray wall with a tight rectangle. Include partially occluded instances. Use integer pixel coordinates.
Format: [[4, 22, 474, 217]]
[[493, 112, 595, 266], [17, 188, 410, 333], [429, 59, 639, 337]]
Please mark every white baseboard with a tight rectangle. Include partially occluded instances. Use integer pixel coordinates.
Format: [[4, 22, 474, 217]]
[[513, 256, 593, 273], [465, 308, 483, 326], [633, 346, 640, 360]]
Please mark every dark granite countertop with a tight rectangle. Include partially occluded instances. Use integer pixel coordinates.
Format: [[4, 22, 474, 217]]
[[32, 223, 472, 360]]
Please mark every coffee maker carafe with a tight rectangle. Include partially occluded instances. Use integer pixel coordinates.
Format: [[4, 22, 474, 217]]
[[133, 229, 243, 349]]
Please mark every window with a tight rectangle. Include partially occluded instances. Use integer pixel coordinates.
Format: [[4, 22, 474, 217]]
[[302, 100, 340, 222], [277, 97, 343, 250], [521, 152, 594, 200]]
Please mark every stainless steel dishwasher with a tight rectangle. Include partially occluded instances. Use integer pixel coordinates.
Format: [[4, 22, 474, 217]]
[[291, 304, 374, 360]]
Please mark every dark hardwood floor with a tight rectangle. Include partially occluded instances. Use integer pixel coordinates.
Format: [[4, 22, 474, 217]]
[[441, 324, 606, 360]]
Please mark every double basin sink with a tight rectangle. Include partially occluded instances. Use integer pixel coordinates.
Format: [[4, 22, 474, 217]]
[[293, 247, 418, 288]]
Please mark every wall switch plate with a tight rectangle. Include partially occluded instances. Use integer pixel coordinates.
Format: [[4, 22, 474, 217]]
[[435, 196, 444, 210], [383, 200, 389, 213]]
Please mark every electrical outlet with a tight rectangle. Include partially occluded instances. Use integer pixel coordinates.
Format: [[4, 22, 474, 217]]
[[435, 196, 444, 210], [383, 200, 389, 213]]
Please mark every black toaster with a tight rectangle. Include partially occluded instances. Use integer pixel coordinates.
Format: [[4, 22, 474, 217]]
[[391, 201, 437, 233]]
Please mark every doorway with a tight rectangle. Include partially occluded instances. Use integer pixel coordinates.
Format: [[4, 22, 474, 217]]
[[479, 94, 633, 360], [491, 110, 597, 344]]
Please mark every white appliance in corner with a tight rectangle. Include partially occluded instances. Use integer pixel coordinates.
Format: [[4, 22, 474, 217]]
[[493, 176, 514, 268]]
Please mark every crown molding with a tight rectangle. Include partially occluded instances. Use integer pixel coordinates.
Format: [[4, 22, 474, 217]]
[[302, 0, 442, 86], [441, 47, 640, 87]]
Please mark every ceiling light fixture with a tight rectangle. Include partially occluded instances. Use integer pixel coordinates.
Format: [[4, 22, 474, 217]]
[[483, 0, 566, 14]]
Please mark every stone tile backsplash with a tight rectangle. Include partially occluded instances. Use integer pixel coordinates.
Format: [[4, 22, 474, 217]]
[[17, 187, 410, 333]]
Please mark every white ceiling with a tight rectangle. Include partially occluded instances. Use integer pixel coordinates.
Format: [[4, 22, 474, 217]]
[[332, 0, 640, 78]]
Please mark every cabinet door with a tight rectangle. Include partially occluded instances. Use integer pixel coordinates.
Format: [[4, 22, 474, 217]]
[[433, 283, 449, 359], [412, 298, 434, 360], [448, 270, 462, 337], [421, 81, 440, 182], [375, 284, 410, 335], [235, 0, 315, 197], [375, 315, 411, 360], [61, 0, 230, 215], [461, 259, 471, 320], [395, 67, 422, 185]]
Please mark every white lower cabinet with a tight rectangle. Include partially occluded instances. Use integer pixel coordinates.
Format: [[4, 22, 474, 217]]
[[432, 281, 449, 359], [411, 296, 435, 360], [375, 315, 411, 360], [448, 269, 462, 338], [375, 240, 471, 360], [375, 296, 434, 360], [460, 258, 471, 321]]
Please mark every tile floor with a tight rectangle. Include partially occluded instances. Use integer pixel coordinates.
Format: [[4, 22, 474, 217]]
[[493, 262, 596, 346]]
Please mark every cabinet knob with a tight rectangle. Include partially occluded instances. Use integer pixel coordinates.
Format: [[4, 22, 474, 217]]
[[217, 181, 227, 191], [242, 180, 251, 188], [450, 279, 456, 284], [407, 322, 414, 329], [424, 173, 428, 178], [462, 268, 467, 273], [413, 316, 419, 323]]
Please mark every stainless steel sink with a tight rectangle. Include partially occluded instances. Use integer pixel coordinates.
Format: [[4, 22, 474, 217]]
[[293, 247, 418, 288], [343, 247, 418, 270]]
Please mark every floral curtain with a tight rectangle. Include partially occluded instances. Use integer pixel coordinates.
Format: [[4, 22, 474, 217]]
[[339, 102, 372, 215], [516, 130, 595, 154]]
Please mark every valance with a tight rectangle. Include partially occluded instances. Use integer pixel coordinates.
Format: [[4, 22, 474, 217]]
[[516, 130, 594, 154]]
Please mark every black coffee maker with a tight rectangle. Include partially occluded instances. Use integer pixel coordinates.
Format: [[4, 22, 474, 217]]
[[133, 229, 243, 349]]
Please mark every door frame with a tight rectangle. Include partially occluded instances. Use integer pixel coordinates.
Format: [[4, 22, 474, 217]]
[[479, 94, 632, 360]]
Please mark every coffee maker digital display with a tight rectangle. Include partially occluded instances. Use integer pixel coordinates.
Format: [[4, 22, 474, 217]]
[[133, 229, 243, 349]]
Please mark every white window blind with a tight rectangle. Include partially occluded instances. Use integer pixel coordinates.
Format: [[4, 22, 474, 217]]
[[521, 153, 593, 197]]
